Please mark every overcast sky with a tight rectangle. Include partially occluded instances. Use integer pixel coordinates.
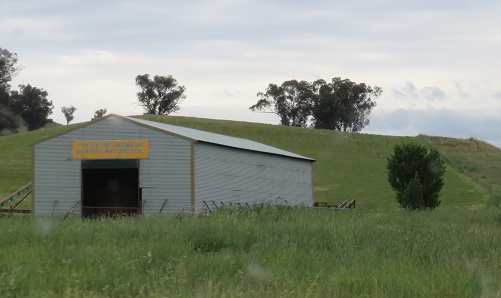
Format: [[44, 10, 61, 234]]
[[2, 0, 500, 147]]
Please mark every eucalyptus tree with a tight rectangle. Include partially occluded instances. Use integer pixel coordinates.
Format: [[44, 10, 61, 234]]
[[135, 74, 186, 115], [92, 108, 107, 120], [311, 78, 382, 132], [61, 105, 77, 125], [0, 48, 22, 132], [249, 80, 314, 127], [10, 84, 53, 131], [250, 77, 381, 132]]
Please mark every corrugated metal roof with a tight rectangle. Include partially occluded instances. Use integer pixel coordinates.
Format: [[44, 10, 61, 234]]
[[124, 116, 315, 161]]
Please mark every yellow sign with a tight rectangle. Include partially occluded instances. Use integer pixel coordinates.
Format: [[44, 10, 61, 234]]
[[72, 140, 149, 159]]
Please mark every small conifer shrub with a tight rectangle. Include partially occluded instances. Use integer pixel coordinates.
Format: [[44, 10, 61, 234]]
[[387, 142, 446, 210]]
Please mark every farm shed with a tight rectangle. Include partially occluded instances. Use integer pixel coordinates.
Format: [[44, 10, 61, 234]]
[[33, 115, 315, 217]]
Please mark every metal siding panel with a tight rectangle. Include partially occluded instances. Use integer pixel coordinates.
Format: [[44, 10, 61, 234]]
[[139, 127, 191, 215], [34, 146, 81, 217], [34, 117, 192, 216], [194, 143, 313, 213]]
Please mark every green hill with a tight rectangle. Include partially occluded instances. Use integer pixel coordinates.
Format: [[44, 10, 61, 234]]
[[0, 115, 499, 211]]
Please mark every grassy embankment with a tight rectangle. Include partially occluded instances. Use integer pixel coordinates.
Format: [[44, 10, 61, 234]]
[[138, 115, 501, 209], [1, 115, 501, 296], [418, 135, 501, 207], [0, 115, 498, 209]]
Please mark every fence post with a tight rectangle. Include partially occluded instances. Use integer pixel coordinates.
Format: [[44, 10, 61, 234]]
[[159, 199, 168, 214], [63, 200, 81, 220], [51, 200, 58, 218], [203, 200, 211, 213]]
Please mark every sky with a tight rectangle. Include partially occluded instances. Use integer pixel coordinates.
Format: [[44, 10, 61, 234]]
[[1, 0, 500, 148]]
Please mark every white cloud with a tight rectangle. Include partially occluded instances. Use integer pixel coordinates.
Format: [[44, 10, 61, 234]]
[[393, 82, 419, 99], [365, 108, 501, 148], [420, 86, 446, 101]]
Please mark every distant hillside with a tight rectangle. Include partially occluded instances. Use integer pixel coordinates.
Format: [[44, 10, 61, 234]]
[[0, 115, 499, 210], [418, 135, 501, 207], [0, 118, 62, 136]]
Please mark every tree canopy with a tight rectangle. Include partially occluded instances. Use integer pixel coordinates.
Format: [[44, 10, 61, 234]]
[[250, 77, 382, 131], [249, 80, 314, 127], [386, 142, 446, 210], [0, 75, 17, 133], [135, 74, 186, 115], [311, 78, 381, 132], [0, 109, 19, 132], [92, 108, 107, 120], [10, 84, 54, 131], [61, 105, 77, 125], [0, 48, 22, 86], [0, 48, 21, 133]]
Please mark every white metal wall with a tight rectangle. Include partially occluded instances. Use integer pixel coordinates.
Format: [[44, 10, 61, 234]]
[[34, 117, 192, 216], [34, 145, 81, 216], [194, 142, 313, 212], [139, 132, 192, 215]]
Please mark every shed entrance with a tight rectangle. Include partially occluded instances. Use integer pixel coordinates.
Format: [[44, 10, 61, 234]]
[[81, 159, 140, 217]]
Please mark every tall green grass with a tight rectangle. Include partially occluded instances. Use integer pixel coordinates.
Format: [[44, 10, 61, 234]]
[[1, 207, 500, 297]]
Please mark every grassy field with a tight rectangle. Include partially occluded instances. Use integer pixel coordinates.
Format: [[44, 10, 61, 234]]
[[1, 207, 501, 297], [1, 115, 501, 296]]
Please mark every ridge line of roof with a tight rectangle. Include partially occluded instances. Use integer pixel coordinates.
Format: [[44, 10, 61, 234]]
[[123, 116, 315, 161]]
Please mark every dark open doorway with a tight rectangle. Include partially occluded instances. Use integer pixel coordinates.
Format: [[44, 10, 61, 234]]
[[81, 160, 139, 217]]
